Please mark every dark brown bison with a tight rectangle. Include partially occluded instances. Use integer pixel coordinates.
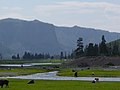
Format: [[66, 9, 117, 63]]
[[92, 80, 96, 83], [0, 80, 9, 88], [27, 80, 34, 84], [95, 78, 99, 82], [74, 72, 78, 77]]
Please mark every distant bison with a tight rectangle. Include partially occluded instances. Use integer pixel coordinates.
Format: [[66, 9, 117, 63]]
[[0, 79, 9, 88], [27, 80, 34, 84], [95, 78, 99, 82], [92, 78, 99, 83], [92, 80, 96, 83], [74, 72, 78, 77]]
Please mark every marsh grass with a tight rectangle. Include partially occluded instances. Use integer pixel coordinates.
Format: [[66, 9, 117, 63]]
[[1, 79, 120, 90], [0, 68, 48, 77], [0, 59, 63, 64], [58, 69, 120, 77]]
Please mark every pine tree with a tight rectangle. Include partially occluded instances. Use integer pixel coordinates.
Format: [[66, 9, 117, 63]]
[[112, 41, 119, 56], [12, 55, 17, 59], [94, 44, 99, 56], [99, 35, 108, 56], [60, 51, 64, 60], [74, 37, 84, 58], [17, 54, 20, 59], [86, 43, 94, 56]]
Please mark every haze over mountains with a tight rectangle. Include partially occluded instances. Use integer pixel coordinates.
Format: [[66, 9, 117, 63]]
[[0, 18, 120, 58]]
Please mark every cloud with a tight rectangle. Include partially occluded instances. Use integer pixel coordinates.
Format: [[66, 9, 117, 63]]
[[0, 13, 25, 19], [0, 7, 33, 20], [0, 1, 119, 32], [1, 7, 23, 13], [35, 1, 120, 15], [34, 1, 120, 32]]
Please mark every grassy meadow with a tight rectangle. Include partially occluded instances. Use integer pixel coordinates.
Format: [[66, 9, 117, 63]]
[[0, 79, 120, 90], [58, 69, 120, 77], [0, 59, 120, 90], [0, 59, 63, 64], [0, 68, 48, 77], [0, 59, 61, 76]]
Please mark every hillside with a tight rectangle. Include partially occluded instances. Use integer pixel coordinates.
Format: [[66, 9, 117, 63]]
[[64, 56, 120, 67], [55, 26, 120, 51], [0, 18, 62, 57], [109, 39, 120, 45]]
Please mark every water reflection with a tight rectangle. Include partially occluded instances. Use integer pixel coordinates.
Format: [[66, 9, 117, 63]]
[[0, 63, 61, 67], [0, 64, 31, 67]]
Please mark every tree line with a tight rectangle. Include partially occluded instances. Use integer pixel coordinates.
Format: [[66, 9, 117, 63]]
[[12, 51, 72, 60], [74, 35, 120, 58], [12, 52, 51, 60], [12, 35, 119, 60]]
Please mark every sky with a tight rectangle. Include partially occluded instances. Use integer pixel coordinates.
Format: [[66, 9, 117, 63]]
[[0, 0, 120, 32]]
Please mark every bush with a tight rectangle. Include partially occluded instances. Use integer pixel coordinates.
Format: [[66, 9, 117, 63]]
[[105, 62, 114, 66]]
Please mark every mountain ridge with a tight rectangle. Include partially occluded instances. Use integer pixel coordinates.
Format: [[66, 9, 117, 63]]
[[0, 18, 120, 58]]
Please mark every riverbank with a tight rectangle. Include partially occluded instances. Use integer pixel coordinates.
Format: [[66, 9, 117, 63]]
[[57, 69, 120, 77], [5, 71, 120, 81], [0, 68, 49, 77], [0, 67, 120, 77]]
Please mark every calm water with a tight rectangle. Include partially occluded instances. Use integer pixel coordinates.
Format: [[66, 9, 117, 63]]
[[1, 63, 120, 81], [0, 63, 61, 67], [0, 64, 32, 67]]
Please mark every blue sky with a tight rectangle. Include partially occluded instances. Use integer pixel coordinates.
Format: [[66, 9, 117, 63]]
[[0, 0, 120, 32]]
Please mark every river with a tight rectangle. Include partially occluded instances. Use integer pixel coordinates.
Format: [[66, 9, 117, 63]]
[[6, 71, 120, 81], [0, 63, 61, 67]]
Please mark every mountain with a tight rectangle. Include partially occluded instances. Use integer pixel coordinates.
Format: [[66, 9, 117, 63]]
[[55, 26, 120, 51], [0, 18, 120, 58], [108, 39, 120, 51], [0, 18, 62, 58]]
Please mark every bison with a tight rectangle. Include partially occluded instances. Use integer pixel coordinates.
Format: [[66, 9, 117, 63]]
[[92, 80, 96, 83], [0, 79, 9, 88], [27, 80, 34, 84], [74, 71, 78, 77], [95, 78, 99, 82]]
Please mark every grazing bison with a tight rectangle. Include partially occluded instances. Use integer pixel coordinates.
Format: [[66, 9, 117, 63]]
[[74, 71, 78, 77], [27, 80, 34, 84], [92, 78, 99, 83], [72, 69, 75, 72], [95, 78, 99, 82], [92, 72, 95, 76], [92, 80, 96, 83], [0, 80, 9, 88]]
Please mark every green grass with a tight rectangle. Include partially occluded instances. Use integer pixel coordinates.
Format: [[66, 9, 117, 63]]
[[58, 69, 120, 77], [0, 68, 48, 77], [1, 79, 120, 90], [0, 59, 63, 64]]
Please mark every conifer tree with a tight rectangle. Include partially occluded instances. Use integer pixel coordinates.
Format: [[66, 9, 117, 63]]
[[74, 37, 84, 58], [99, 35, 108, 55], [112, 41, 119, 56]]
